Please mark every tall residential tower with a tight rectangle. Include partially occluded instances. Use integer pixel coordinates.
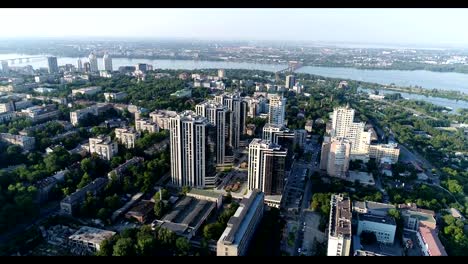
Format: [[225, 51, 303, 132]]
[[169, 111, 216, 188]]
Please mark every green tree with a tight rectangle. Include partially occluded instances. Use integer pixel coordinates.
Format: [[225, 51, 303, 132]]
[[112, 237, 136, 256], [203, 222, 224, 240], [154, 200, 165, 219], [97, 208, 109, 221], [175, 237, 191, 255], [77, 172, 91, 189], [153, 188, 169, 201], [96, 238, 113, 256]]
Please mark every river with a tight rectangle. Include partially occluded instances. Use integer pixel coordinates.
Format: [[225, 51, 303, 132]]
[[1, 53, 467, 111], [358, 87, 467, 113]]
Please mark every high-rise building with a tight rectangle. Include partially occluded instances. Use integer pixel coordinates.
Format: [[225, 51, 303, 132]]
[[83, 62, 91, 73], [247, 139, 287, 195], [196, 101, 228, 166], [268, 95, 286, 126], [1, 60, 9, 74], [285, 75, 296, 89], [214, 93, 247, 150], [47, 56, 59, 74], [218, 69, 225, 78], [103, 53, 112, 71], [77, 59, 83, 72], [169, 111, 217, 188], [331, 105, 371, 158], [320, 137, 351, 178], [327, 194, 352, 256], [88, 53, 98, 73], [135, 63, 148, 73]]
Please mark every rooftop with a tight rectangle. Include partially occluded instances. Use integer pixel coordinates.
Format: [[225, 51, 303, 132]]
[[68, 226, 115, 245], [187, 188, 222, 199], [359, 214, 396, 226], [418, 226, 448, 256], [61, 178, 108, 204], [220, 190, 264, 245], [329, 194, 352, 238], [158, 196, 216, 236]]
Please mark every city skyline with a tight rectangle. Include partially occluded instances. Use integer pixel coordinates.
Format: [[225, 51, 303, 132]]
[[1, 8, 468, 48]]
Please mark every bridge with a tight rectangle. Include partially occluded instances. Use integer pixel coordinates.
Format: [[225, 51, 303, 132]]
[[1, 56, 47, 65], [275, 61, 303, 82]]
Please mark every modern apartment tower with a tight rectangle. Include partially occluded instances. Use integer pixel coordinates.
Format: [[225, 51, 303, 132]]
[[247, 139, 287, 195], [321, 137, 351, 178], [285, 75, 296, 89], [331, 104, 371, 157], [268, 95, 286, 127], [327, 194, 352, 256], [196, 101, 228, 166], [88, 52, 99, 73], [214, 93, 247, 150], [1, 61, 9, 74], [47, 56, 59, 74], [83, 62, 91, 73], [77, 59, 83, 72], [169, 111, 217, 188], [103, 53, 113, 71]]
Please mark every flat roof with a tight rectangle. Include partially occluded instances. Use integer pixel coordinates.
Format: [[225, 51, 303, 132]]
[[403, 210, 436, 224], [220, 190, 264, 245], [359, 214, 396, 226], [418, 226, 448, 256], [68, 226, 115, 245], [188, 188, 222, 199], [330, 194, 352, 238], [162, 196, 216, 229]]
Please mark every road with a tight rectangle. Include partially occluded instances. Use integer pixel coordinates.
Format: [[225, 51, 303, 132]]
[[287, 141, 321, 256], [399, 143, 440, 185]]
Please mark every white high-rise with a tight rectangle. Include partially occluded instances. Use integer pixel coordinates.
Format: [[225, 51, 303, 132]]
[[88, 52, 99, 73], [325, 137, 351, 178], [331, 105, 371, 157], [77, 59, 83, 72], [103, 53, 113, 71], [1, 61, 9, 74], [196, 101, 227, 166], [331, 105, 355, 138], [268, 95, 286, 126], [247, 139, 287, 195], [169, 111, 217, 188]]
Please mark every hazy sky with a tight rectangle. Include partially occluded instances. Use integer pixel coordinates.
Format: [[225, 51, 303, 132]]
[[1, 8, 468, 46]]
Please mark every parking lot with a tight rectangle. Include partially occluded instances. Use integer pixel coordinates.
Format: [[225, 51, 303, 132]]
[[300, 210, 327, 256]]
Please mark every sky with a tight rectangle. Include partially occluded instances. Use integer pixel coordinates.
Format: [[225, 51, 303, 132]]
[[1, 8, 468, 47]]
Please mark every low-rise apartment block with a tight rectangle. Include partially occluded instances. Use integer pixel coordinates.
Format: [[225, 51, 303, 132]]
[[135, 118, 159, 133], [89, 136, 118, 160], [115, 127, 139, 149], [0, 133, 35, 151], [217, 190, 264, 256], [60, 178, 108, 216]]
